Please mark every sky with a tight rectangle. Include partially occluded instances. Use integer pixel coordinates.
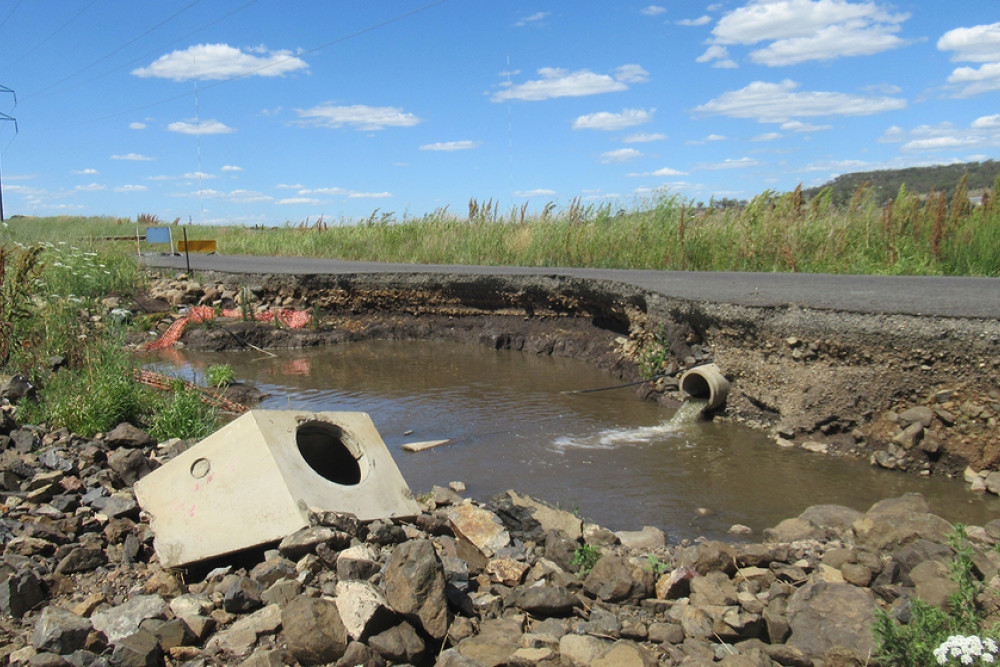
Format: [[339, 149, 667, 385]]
[[0, 1, 998, 226]]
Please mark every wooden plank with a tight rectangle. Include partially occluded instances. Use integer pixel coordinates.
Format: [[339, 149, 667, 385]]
[[400, 439, 452, 453], [177, 239, 218, 253]]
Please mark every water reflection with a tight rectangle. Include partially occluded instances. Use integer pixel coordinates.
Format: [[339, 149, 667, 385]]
[[142, 340, 1000, 541]]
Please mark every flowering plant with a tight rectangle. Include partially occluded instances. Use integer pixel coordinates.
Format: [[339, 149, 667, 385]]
[[934, 635, 999, 665]]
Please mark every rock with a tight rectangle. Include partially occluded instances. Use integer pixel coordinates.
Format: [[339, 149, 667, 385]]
[[107, 449, 154, 487], [583, 556, 654, 603], [90, 595, 168, 644], [31, 607, 93, 654], [334, 580, 396, 641], [786, 582, 876, 659], [383, 539, 449, 640], [514, 585, 577, 616], [898, 406, 934, 428], [798, 504, 863, 533], [560, 633, 613, 667], [800, 441, 828, 454], [367, 621, 425, 664], [208, 604, 282, 654], [223, 576, 264, 614], [456, 617, 525, 666], [498, 490, 582, 541], [892, 422, 924, 449], [985, 472, 1000, 495], [55, 548, 107, 575], [677, 541, 737, 575], [102, 423, 155, 449], [909, 560, 957, 610], [0, 567, 47, 618], [484, 557, 529, 586], [592, 640, 658, 667], [447, 504, 511, 558], [110, 629, 161, 667], [615, 526, 666, 550], [281, 596, 349, 666], [277, 526, 351, 560], [690, 571, 739, 606], [656, 567, 696, 600], [764, 518, 825, 543], [336, 544, 381, 581]]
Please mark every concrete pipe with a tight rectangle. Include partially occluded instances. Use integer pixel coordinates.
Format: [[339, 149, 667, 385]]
[[679, 364, 730, 413]]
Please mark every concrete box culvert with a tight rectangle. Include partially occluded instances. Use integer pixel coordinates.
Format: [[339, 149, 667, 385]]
[[679, 364, 730, 413], [134, 410, 420, 568]]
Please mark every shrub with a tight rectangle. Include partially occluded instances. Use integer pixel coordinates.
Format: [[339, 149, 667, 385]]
[[149, 381, 218, 441]]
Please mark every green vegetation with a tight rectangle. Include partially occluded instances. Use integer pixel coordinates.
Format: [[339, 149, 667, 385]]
[[872, 525, 998, 666], [805, 159, 1000, 206], [571, 543, 601, 576], [205, 363, 236, 388], [148, 381, 219, 441], [0, 236, 219, 441]]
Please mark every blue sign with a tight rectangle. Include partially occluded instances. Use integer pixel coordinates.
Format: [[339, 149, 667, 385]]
[[146, 227, 172, 244]]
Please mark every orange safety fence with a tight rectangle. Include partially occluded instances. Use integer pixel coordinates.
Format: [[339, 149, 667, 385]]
[[133, 368, 249, 414], [139, 305, 311, 351]]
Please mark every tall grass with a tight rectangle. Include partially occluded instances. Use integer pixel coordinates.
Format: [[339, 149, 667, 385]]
[[4, 179, 999, 276]]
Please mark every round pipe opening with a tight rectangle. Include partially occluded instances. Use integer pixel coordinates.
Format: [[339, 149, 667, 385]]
[[679, 364, 730, 412], [296, 421, 363, 485]]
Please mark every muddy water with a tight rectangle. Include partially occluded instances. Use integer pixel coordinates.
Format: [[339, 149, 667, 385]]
[[149, 340, 1000, 541]]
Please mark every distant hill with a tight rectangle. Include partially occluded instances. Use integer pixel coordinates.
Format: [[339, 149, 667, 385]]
[[803, 160, 1000, 205]]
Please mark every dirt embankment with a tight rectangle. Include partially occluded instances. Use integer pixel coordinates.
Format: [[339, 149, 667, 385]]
[[143, 270, 1000, 481]]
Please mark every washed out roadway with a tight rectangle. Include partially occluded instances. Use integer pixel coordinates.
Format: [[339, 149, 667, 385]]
[[140, 254, 1000, 320]]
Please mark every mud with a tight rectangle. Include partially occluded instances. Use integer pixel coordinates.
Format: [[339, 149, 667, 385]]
[[142, 269, 1000, 481]]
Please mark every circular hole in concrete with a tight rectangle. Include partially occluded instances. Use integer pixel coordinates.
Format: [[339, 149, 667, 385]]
[[296, 421, 362, 485]]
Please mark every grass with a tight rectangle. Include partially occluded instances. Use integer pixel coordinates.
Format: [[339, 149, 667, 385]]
[[6, 179, 997, 277]]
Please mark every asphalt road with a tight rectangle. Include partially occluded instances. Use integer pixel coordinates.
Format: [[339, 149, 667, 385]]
[[140, 253, 1000, 319]]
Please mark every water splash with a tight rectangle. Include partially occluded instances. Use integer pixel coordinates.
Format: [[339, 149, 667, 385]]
[[551, 398, 708, 451]]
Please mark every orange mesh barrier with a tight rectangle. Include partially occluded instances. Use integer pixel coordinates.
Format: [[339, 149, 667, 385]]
[[139, 305, 312, 352], [133, 368, 249, 414]]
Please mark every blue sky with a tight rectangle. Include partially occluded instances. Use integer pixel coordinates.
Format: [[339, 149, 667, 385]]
[[0, 1, 998, 226]]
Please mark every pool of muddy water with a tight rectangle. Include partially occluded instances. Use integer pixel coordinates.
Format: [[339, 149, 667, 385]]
[[146, 340, 1000, 542]]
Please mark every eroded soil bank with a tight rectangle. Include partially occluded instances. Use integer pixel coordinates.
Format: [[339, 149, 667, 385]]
[[144, 269, 1000, 483]]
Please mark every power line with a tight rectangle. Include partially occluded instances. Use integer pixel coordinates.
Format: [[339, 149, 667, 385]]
[[3, 0, 100, 73], [0, 0, 25, 33], [0, 85, 17, 222]]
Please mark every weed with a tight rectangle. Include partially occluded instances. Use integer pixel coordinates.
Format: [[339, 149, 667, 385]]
[[646, 555, 670, 575], [149, 381, 219, 441], [571, 544, 601, 576], [205, 364, 236, 388]]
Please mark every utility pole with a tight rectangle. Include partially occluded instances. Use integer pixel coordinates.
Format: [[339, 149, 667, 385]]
[[0, 85, 17, 223]]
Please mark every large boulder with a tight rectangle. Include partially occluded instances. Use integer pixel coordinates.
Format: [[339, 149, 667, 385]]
[[583, 556, 654, 603], [786, 582, 876, 659], [281, 596, 349, 666], [383, 539, 450, 640]]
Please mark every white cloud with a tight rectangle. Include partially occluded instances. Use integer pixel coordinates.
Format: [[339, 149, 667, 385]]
[[678, 16, 712, 27], [114, 184, 148, 192], [937, 23, 1000, 97], [751, 132, 782, 141], [628, 166, 688, 177], [600, 148, 643, 163], [221, 165, 244, 172], [278, 197, 321, 205], [879, 119, 1000, 153], [711, 0, 909, 66], [419, 140, 481, 151], [641, 6, 667, 16], [492, 67, 636, 102], [803, 159, 870, 172], [276, 183, 303, 189], [696, 157, 763, 170], [183, 172, 216, 180], [129, 122, 146, 130], [167, 119, 236, 135], [302, 187, 348, 195], [706, 134, 727, 141], [694, 79, 905, 123], [573, 108, 654, 131], [622, 132, 667, 143], [75, 183, 106, 191], [514, 189, 557, 197], [697, 45, 739, 68], [863, 83, 902, 94], [294, 104, 421, 131], [514, 11, 549, 27], [132, 43, 308, 81], [228, 189, 272, 203], [111, 153, 154, 161], [348, 192, 393, 199], [73, 168, 99, 175], [938, 22, 1000, 63], [614, 64, 649, 83], [781, 120, 833, 132]]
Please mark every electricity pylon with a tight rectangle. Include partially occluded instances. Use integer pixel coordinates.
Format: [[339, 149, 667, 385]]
[[0, 85, 17, 222]]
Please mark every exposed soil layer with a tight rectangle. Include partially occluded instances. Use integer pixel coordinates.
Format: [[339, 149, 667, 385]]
[[143, 269, 1000, 481]]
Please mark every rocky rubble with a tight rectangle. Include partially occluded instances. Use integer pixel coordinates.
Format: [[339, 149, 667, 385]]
[[3, 408, 1000, 667]]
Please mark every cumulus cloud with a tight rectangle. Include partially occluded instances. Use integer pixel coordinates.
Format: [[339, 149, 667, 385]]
[[293, 104, 421, 131], [75, 183, 106, 191], [678, 16, 712, 26], [492, 65, 646, 102], [781, 120, 833, 132], [641, 6, 667, 16], [419, 140, 481, 151], [221, 165, 244, 171], [111, 153, 154, 161], [348, 192, 393, 199], [573, 108, 654, 131], [751, 132, 783, 141], [132, 43, 308, 81], [879, 118, 1000, 153], [73, 168, 99, 175], [278, 197, 320, 205], [696, 45, 738, 68], [600, 148, 643, 163], [627, 166, 688, 177], [622, 132, 667, 143], [114, 184, 148, 192], [935, 25, 1000, 96], [693, 79, 905, 123], [710, 0, 909, 66], [167, 119, 236, 135]]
